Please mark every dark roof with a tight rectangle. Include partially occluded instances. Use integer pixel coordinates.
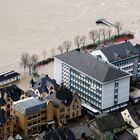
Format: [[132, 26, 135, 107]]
[[44, 127, 76, 140], [70, 124, 93, 139], [0, 98, 6, 106], [135, 44, 140, 53], [127, 107, 140, 125], [115, 130, 136, 140], [55, 50, 130, 83], [46, 88, 73, 107], [100, 42, 139, 62], [95, 113, 126, 132], [0, 85, 23, 101], [0, 109, 9, 125], [0, 70, 20, 83], [26, 90, 38, 97], [33, 75, 58, 94]]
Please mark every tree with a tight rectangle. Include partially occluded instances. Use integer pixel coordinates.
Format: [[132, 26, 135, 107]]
[[101, 28, 106, 43], [63, 40, 72, 52], [27, 54, 38, 75], [115, 22, 122, 36], [74, 35, 81, 48], [20, 52, 30, 70], [89, 29, 97, 45], [107, 27, 112, 41], [80, 36, 86, 47], [57, 45, 64, 54], [97, 29, 102, 44]]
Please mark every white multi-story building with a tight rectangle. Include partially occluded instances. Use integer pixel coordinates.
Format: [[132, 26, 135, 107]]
[[91, 42, 139, 78], [54, 49, 130, 113]]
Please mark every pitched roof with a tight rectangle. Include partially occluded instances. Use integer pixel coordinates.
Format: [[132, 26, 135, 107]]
[[55, 49, 130, 83], [44, 127, 76, 140], [95, 113, 126, 132], [0, 70, 20, 83], [0, 109, 9, 125], [12, 97, 50, 116], [33, 75, 58, 94], [100, 42, 139, 62], [46, 88, 73, 107], [0, 84, 23, 101]]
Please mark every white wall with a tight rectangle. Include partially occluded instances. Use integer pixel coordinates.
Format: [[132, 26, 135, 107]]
[[118, 77, 130, 104], [102, 82, 114, 109], [54, 58, 62, 85], [91, 50, 108, 62], [102, 76, 130, 109]]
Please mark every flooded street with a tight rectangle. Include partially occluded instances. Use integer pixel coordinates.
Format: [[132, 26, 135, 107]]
[[0, 0, 140, 75]]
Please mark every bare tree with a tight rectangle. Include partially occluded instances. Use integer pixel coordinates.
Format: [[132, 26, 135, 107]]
[[63, 40, 72, 52], [97, 29, 102, 44], [107, 27, 112, 41], [115, 22, 122, 36], [42, 50, 46, 60], [31, 54, 38, 66], [80, 35, 86, 47], [20, 52, 30, 70], [74, 35, 81, 48], [101, 28, 106, 43], [57, 45, 64, 54], [89, 29, 97, 45], [27, 54, 38, 74]]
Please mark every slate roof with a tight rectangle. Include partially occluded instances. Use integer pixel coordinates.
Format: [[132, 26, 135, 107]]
[[0, 84, 23, 101], [127, 107, 140, 125], [55, 49, 130, 83], [95, 113, 126, 132], [44, 127, 76, 140], [135, 44, 140, 53], [0, 98, 6, 106], [0, 109, 9, 125], [0, 70, 20, 83], [115, 130, 136, 140], [33, 75, 58, 94], [12, 97, 50, 116], [100, 42, 139, 62], [46, 88, 73, 107], [70, 124, 93, 139]]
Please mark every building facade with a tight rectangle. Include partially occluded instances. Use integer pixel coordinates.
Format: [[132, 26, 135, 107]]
[[0, 85, 26, 115], [91, 42, 139, 78], [11, 87, 81, 138], [0, 70, 20, 87], [54, 50, 130, 113], [0, 109, 13, 139]]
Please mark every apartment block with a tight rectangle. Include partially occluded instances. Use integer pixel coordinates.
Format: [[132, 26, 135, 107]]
[[91, 42, 139, 78], [54, 49, 130, 113]]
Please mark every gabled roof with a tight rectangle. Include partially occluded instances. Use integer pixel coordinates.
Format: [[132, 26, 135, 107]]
[[33, 75, 58, 94], [55, 49, 130, 83], [0, 84, 23, 101], [100, 42, 139, 62], [0, 70, 20, 83], [44, 127, 76, 140], [0, 109, 9, 125], [95, 113, 126, 132], [46, 88, 73, 107]]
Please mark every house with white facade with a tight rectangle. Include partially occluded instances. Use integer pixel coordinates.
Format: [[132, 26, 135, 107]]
[[54, 49, 130, 113], [0, 70, 20, 87], [91, 42, 139, 79]]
